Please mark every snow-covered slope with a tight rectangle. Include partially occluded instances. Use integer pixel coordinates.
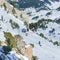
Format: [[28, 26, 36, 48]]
[[24, 7, 60, 23], [0, 6, 29, 60], [0, 0, 60, 60], [20, 30, 60, 60], [36, 22, 60, 42], [6, 0, 60, 22], [21, 0, 60, 23]]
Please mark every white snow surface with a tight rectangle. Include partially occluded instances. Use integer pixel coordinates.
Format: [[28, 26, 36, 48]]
[[37, 22, 60, 42], [46, 1, 60, 9], [0, 5, 60, 60], [24, 2, 60, 23]]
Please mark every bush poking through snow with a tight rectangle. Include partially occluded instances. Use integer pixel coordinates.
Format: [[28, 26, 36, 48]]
[[49, 40, 53, 43], [12, 8, 16, 14], [15, 16, 18, 18], [40, 33, 48, 39], [9, 19, 19, 29], [24, 21, 28, 28], [32, 56, 38, 60], [30, 44, 34, 48], [0, 27, 2, 29], [3, 3, 7, 10], [40, 33, 44, 38], [56, 19, 60, 24], [6, 38, 12, 47], [53, 41, 59, 46], [38, 41, 41, 46], [29, 19, 50, 30], [1, 15, 4, 21], [20, 14, 23, 18], [9, 1, 16, 7], [4, 32, 16, 48]]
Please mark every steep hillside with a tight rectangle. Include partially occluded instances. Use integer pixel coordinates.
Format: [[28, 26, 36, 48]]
[[0, 1, 30, 60], [6, 0, 60, 22], [0, 0, 60, 60], [0, 3, 60, 60]]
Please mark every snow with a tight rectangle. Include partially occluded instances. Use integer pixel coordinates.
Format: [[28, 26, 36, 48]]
[[20, 30, 60, 60], [46, 1, 60, 9], [24, 7, 60, 23], [24, 1, 60, 23], [0, 6, 29, 60], [0, 2, 60, 60], [0, 6, 25, 41], [10, 50, 28, 60], [25, 45, 30, 48], [37, 22, 60, 42], [22, 2, 60, 59]]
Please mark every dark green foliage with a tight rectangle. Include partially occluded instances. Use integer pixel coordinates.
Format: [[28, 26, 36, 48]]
[[52, 28, 55, 32], [1, 16, 4, 21], [40, 33, 44, 37], [3, 3, 7, 10], [38, 41, 41, 46], [46, 12, 51, 16], [6, 38, 12, 47], [29, 19, 51, 30], [27, 12, 31, 15], [53, 41, 59, 46], [9, 1, 16, 7], [30, 44, 34, 48], [10, 19, 12, 23], [36, 20, 48, 30], [29, 23, 38, 31], [56, 7, 60, 11], [20, 14, 23, 18], [40, 33, 48, 39], [3, 46, 12, 55], [56, 19, 60, 24], [9, 19, 19, 29], [12, 7, 16, 14], [4, 32, 16, 48], [15, 16, 18, 18], [32, 16, 39, 20], [49, 40, 53, 43], [0, 27, 2, 29], [24, 21, 28, 27], [6, 38, 10, 45], [32, 56, 38, 60]]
